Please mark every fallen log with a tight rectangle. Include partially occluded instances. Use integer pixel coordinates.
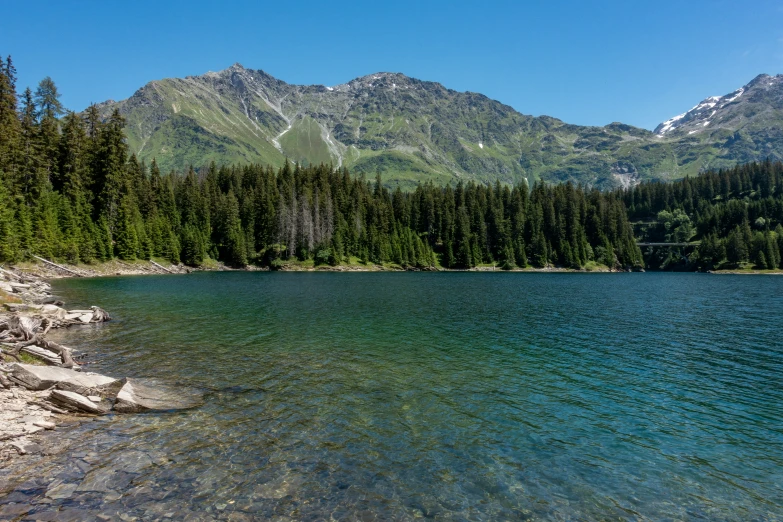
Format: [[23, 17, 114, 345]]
[[16, 337, 76, 368], [0, 266, 22, 280], [31, 255, 84, 277], [150, 260, 175, 274], [20, 345, 62, 365]]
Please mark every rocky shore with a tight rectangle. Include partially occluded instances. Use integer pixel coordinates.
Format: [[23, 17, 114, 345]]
[[0, 262, 203, 484]]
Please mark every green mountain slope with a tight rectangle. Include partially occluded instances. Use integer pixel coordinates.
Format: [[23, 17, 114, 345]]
[[98, 64, 783, 188]]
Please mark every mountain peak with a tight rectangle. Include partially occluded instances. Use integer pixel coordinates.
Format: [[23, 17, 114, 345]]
[[99, 68, 783, 189], [654, 73, 782, 136]]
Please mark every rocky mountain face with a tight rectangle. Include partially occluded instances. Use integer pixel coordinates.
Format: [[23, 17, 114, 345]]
[[98, 65, 783, 189], [653, 74, 783, 168]]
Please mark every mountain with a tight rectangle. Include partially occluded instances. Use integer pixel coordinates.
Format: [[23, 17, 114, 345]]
[[653, 74, 783, 167], [98, 65, 783, 189]]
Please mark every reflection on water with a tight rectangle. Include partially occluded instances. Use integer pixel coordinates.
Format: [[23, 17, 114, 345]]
[[2, 272, 782, 520]]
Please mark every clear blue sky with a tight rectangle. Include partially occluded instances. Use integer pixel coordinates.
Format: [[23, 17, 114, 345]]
[[2, 0, 782, 130]]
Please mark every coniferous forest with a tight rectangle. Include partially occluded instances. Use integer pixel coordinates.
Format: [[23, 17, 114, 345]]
[[0, 58, 781, 271]]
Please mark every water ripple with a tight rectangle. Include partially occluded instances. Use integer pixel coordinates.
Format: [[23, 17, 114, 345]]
[[10, 272, 781, 521]]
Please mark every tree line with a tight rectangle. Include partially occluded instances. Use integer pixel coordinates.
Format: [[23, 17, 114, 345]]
[[7, 59, 781, 272], [620, 160, 783, 270]]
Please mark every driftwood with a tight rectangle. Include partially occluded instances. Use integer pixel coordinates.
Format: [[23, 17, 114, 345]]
[[90, 306, 111, 322], [150, 260, 175, 274], [0, 315, 76, 368], [0, 266, 21, 280], [31, 255, 84, 277]]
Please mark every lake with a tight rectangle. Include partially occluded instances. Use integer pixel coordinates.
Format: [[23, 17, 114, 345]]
[[4, 272, 783, 520]]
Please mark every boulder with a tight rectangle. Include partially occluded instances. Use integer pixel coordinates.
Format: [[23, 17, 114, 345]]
[[33, 420, 56, 430], [11, 364, 121, 397], [39, 304, 67, 319], [49, 389, 106, 414], [114, 379, 203, 413]]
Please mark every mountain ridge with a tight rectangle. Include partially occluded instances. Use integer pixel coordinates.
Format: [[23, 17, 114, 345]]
[[98, 65, 783, 189]]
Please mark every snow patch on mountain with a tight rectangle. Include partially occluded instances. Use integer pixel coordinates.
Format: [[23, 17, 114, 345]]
[[655, 85, 747, 136]]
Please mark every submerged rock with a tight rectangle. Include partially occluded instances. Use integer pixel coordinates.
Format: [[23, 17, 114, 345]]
[[114, 378, 203, 413]]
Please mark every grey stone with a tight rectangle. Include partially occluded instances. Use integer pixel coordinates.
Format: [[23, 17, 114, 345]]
[[34, 420, 56, 430], [23, 424, 44, 434], [76, 467, 116, 493], [40, 304, 68, 319], [46, 482, 79, 499], [11, 363, 122, 397], [112, 450, 153, 473], [10, 440, 42, 454], [49, 389, 106, 414], [0, 503, 31, 518], [114, 378, 203, 413]]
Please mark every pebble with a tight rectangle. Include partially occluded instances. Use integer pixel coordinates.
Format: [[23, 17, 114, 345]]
[[34, 420, 56, 430], [88, 395, 102, 403]]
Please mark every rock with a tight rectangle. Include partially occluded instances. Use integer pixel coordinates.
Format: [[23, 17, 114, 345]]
[[112, 450, 153, 473], [10, 440, 42, 455], [67, 309, 94, 314], [87, 395, 102, 403], [34, 420, 56, 430], [49, 389, 106, 414], [46, 482, 79, 499], [39, 304, 67, 319], [78, 313, 94, 323], [11, 364, 122, 397], [114, 379, 203, 413], [0, 503, 30, 518]]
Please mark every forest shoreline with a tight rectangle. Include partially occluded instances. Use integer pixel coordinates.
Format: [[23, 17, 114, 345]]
[[10, 259, 783, 280]]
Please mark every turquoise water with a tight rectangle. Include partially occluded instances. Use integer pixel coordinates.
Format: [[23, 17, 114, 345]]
[[8, 273, 783, 520]]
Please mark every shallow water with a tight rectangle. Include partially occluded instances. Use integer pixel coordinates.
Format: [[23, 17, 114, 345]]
[[3, 272, 783, 520]]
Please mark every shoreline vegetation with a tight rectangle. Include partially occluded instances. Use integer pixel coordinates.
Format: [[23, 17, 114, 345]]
[[0, 61, 782, 276]]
